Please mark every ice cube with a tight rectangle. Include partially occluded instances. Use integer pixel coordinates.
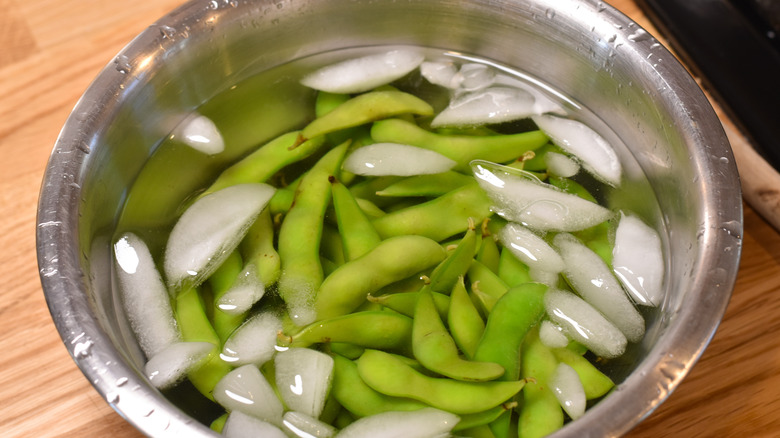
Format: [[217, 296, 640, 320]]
[[613, 212, 664, 306], [281, 411, 337, 438], [498, 221, 565, 275], [172, 113, 224, 155], [532, 114, 622, 186], [337, 407, 460, 438], [472, 160, 613, 232], [113, 232, 179, 357], [545, 289, 627, 358], [431, 87, 536, 127], [553, 233, 645, 343], [223, 411, 287, 438], [221, 311, 281, 367], [550, 363, 586, 420], [144, 341, 213, 389], [214, 364, 284, 426], [274, 348, 334, 418], [301, 49, 424, 94], [164, 183, 275, 289], [343, 143, 456, 176]]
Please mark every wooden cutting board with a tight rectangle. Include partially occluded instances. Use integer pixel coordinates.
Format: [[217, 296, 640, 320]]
[[1, 0, 779, 437]]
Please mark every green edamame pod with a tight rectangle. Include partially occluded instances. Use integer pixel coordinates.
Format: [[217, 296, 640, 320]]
[[551, 347, 614, 399], [330, 176, 382, 261], [473, 283, 547, 380], [413, 287, 504, 382], [277, 141, 350, 325], [497, 247, 532, 288], [518, 328, 564, 438], [454, 402, 517, 432], [314, 235, 446, 320], [216, 208, 281, 315], [175, 287, 232, 400], [375, 171, 475, 198], [330, 354, 428, 418], [367, 289, 450, 320], [354, 198, 386, 219], [315, 91, 350, 117], [240, 208, 280, 286], [210, 413, 228, 433], [357, 349, 525, 415], [429, 218, 478, 294], [370, 118, 548, 171], [200, 131, 325, 199], [457, 424, 499, 438], [448, 277, 486, 360], [468, 260, 510, 314], [348, 176, 403, 208], [286, 311, 413, 352], [268, 186, 296, 215], [320, 225, 346, 267], [519, 143, 564, 171], [476, 235, 501, 274], [328, 342, 365, 360], [301, 90, 434, 141], [372, 183, 493, 242], [206, 250, 245, 343]]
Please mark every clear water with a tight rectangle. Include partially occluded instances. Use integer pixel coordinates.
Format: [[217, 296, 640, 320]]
[[113, 46, 666, 430]]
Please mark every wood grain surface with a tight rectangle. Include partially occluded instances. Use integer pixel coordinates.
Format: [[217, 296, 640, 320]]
[[1, 0, 778, 437]]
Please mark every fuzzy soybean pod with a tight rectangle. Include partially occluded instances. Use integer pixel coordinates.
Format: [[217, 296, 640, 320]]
[[429, 218, 478, 294], [473, 282, 548, 381], [375, 171, 475, 198], [372, 183, 494, 242], [472, 283, 548, 437], [301, 90, 434, 141], [314, 235, 446, 320], [206, 250, 245, 343], [215, 208, 281, 316], [174, 287, 232, 400], [368, 290, 451, 320], [551, 347, 614, 399], [497, 247, 532, 288], [370, 118, 548, 172], [277, 141, 350, 326], [448, 277, 486, 360], [286, 310, 413, 352], [468, 259, 510, 314], [330, 176, 382, 261], [330, 353, 429, 417], [357, 349, 525, 415], [199, 131, 326, 199], [518, 328, 565, 438], [315, 91, 350, 117], [413, 286, 505, 382], [476, 235, 501, 274], [240, 208, 280, 284], [348, 175, 403, 208], [454, 401, 517, 432]]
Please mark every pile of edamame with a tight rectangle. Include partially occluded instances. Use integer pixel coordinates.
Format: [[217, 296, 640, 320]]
[[115, 49, 665, 438]]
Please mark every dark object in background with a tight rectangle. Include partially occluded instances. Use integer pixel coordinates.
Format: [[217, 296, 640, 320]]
[[637, 0, 780, 171]]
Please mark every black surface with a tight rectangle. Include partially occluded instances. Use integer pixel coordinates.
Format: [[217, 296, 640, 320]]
[[637, 0, 780, 171]]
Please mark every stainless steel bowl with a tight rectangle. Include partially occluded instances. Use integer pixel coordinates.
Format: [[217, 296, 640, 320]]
[[37, 0, 742, 436]]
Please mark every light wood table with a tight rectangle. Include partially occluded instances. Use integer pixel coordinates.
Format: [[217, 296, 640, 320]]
[[2, 0, 778, 437]]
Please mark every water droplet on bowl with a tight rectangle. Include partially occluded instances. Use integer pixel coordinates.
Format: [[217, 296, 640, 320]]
[[114, 55, 132, 74], [73, 339, 94, 358], [628, 29, 650, 42], [159, 25, 176, 40]]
